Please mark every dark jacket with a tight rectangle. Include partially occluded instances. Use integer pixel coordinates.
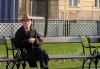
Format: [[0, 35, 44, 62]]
[[14, 26, 43, 49], [14, 26, 49, 68]]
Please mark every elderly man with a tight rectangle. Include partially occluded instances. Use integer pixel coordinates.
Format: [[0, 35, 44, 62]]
[[14, 15, 49, 69]]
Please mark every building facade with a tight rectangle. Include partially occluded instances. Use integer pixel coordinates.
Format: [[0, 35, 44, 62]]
[[0, 0, 18, 22], [49, 0, 100, 20], [1, 0, 99, 21]]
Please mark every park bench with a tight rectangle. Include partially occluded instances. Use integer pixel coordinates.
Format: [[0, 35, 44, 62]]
[[41, 37, 98, 69], [0, 36, 29, 69], [0, 37, 19, 69], [1, 36, 99, 69], [86, 36, 100, 69]]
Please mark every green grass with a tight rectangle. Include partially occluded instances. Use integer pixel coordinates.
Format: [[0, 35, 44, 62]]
[[42, 42, 84, 68], [42, 38, 100, 68], [0, 38, 100, 69]]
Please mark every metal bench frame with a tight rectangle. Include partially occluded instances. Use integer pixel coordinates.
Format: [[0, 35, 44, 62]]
[[0, 37, 20, 69], [86, 36, 100, 69], [6, 36, 99, 69], [41, 36, 98, 69]]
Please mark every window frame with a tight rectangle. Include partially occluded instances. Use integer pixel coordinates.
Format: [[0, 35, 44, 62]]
[[95, 0, 100, 7], [69, 0, 80, 7]]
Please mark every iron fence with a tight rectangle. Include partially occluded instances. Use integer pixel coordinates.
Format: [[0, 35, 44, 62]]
[[0, 20, 99, 37], [0, 0, 100, 37]]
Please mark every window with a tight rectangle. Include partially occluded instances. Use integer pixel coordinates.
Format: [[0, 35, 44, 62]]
[[30, 0, 46, 17], [18, 0, 26, 16], [18, 0, 46, 19], [95, 0, 100, 7], [69, 0, 80, 7]]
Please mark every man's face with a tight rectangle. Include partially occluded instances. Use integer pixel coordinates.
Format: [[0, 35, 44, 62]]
[[22, 19, 32, 28]]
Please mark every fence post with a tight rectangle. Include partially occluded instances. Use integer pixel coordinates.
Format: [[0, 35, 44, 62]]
[[97, 21, 100, 36], [44, 0, 49, 37]]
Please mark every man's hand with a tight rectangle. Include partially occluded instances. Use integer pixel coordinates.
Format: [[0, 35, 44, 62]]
[[28, 38, 35, 44]]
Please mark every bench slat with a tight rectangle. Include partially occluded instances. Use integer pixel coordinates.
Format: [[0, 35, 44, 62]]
[[0, 58, 18, 62], [41, 37, 82, 43], [49, 54, 96, 60]]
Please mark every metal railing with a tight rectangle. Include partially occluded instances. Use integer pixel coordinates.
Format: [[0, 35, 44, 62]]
[[0, 20, 99, 37]]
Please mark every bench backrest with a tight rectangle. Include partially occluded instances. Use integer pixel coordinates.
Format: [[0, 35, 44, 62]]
[[87, 36, 100, 55], [10, 37, 85, 57], [41, 37, 85, 54], [9, 37, 19, 58], [87, 36, 100, 43], [41, 37, 82, 43], [0, 37, 8, 57], [0, 37, 6, 44]]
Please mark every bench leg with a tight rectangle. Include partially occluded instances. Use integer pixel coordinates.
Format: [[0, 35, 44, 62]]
[[82, 58, 96, 69], [88, 59, 93, 69], [6, 62, 16, 69], [6, 62, 11, 69], [22, 61, 26, 69], [12, 62, 16, 69], [82, 58, 88, 69], [94, 59, 98, 69], [16, 62, 20, 69]]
